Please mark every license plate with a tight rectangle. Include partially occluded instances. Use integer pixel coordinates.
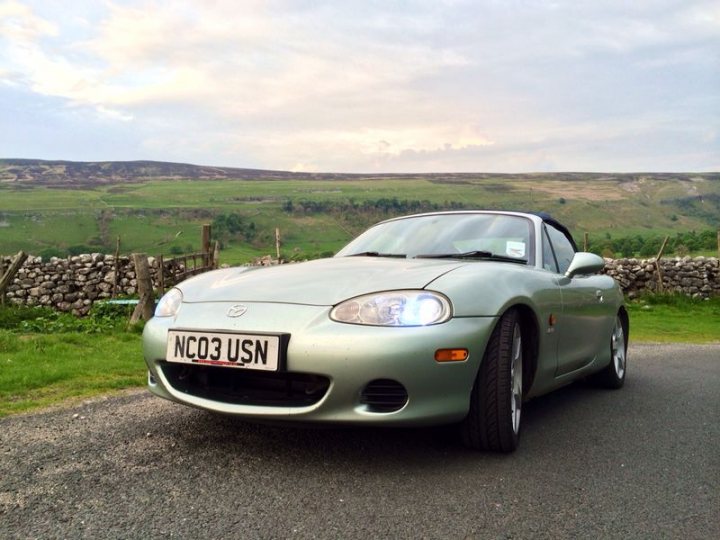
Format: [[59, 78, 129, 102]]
[[166, 329, 282, 371]]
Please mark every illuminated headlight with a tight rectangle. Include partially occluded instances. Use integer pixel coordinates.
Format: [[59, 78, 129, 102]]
[[154, 288, 183, 317], [330, 290, 452, 327]]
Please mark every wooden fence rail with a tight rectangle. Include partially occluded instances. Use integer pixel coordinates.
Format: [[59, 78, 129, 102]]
[[129, 224, 217, 323], [157, 251, 213, 296]]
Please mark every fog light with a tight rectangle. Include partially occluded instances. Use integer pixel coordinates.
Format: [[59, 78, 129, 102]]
[[434, 349, 469, 362]]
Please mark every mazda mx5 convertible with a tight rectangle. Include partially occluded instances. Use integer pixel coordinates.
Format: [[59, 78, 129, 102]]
[[143, 211, 629, 452]]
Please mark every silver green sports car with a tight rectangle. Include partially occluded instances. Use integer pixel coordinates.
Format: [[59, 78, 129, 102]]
[[143, 211, 629, 452]]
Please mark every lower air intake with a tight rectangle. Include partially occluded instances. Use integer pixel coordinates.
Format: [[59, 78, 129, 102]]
[[160, 362, 330, 407], [360, 379, 408, 413]]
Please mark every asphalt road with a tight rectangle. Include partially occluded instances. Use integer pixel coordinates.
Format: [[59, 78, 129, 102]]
[[1, 343, 718, 539]]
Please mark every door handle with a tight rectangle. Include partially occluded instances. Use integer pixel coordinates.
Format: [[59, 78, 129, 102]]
[[596, 290, 604, 303]]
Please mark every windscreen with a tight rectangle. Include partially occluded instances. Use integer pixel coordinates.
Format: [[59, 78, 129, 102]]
[[336, 213, 533, 263]]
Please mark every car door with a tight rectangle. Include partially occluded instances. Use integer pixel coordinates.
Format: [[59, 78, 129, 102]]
[[543, 225, 608, 376]]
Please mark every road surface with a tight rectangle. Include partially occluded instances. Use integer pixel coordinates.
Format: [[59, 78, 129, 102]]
[[1, 343, 718, 539]]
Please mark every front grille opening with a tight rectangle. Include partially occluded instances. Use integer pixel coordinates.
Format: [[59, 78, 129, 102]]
[[160, 362, 330, 407], [360, 379, 408, 413]]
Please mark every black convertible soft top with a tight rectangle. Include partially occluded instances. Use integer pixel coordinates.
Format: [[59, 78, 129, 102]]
[[531, 212, 579, 251]]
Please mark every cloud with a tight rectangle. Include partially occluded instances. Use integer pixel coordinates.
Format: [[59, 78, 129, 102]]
[[0, 1, 57, 43], [0, 0, 718, 171], [94, 104, 133, 122]]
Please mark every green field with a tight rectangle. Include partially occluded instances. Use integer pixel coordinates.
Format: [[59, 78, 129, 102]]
[[1, 173, 719, 264]]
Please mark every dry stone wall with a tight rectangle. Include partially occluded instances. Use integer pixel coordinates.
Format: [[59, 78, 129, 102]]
[[1, 254, 719, 316], [603, 256, 719, 299], [1, 253, 160, 316]]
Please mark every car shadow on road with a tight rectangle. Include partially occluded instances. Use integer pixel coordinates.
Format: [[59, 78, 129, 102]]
[[158, 378, 629, 468]]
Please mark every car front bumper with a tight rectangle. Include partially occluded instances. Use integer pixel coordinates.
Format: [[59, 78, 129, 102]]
[[143, 302, 497, 426]]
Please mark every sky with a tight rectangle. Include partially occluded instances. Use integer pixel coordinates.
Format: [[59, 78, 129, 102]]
[[0, 0, 718, 173]]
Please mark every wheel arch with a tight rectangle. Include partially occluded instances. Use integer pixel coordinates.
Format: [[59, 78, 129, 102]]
[[513, 304, 540, 397], [618, 305, 629, 344], [480, 303, 539, 398], [468, 302, 541, 399]]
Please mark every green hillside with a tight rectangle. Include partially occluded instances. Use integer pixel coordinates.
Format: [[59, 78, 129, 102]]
[[1, 160, 718, 264]]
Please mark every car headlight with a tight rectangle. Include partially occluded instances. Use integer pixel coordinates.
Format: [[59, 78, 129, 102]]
[[154, 288, 183, 317], [330, 290, 452, 327]]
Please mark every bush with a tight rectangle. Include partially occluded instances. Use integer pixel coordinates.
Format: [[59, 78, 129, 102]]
[[0, 305, 56, 328], [0, 302, 138, 334], [67, 245, 94, 256], [38, 247, 65, 259]]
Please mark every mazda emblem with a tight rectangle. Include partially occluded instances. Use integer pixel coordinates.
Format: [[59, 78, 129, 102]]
[[227, 304, 248, 318]]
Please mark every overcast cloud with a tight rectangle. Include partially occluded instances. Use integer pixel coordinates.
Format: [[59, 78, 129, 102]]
[[1, 0, 718, 172]]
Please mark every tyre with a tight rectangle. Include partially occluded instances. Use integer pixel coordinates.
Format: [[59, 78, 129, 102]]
[[592, 314, 627, 389], [461, 308, 523, 452]]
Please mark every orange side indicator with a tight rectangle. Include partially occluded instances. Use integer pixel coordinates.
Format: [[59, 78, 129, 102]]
[[434, 348, 469, 362]]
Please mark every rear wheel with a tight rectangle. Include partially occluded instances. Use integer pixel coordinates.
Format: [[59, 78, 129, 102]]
[[592, 315, 627, 389], [461, 308, 523, 452]]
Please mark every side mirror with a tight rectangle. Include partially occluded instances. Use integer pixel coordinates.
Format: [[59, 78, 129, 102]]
[[565, 252, 605, 278]]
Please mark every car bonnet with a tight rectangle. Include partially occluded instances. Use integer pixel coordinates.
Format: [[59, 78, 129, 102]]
[[175, 257, 464, 306]]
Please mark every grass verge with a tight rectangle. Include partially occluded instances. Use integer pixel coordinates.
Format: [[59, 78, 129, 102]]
[[626, 294, 720, 343], [0, 330, 143, 417], [0, 304, 144, 417]]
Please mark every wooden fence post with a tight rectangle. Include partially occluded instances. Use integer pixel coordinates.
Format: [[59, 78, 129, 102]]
[[130, 253, 155, 324], [202, 224, 211, 266], [112, 236, 120, 299], [583, 232, 589, 252], [1, 258, 7, 300], [654, 236, 670, 293], [213, 241, 220, 269], [0, 251, 28, 306], [158, 255, 165, 296], [275, 228, 281, 260]]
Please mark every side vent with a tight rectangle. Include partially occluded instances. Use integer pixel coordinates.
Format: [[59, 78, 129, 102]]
[[360, 379, 408, 413]]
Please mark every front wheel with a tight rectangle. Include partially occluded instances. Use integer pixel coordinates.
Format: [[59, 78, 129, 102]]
[[461, 308, 523, 453]]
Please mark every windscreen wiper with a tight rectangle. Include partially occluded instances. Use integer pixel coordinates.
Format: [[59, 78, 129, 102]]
[[415, 250, 527, 264], [348, 251, 407, 258]]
